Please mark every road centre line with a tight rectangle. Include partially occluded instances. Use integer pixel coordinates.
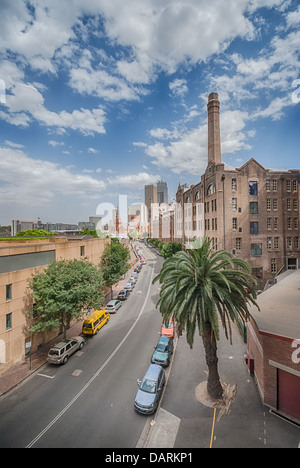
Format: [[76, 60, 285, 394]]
[[26, 248, 156, 449]]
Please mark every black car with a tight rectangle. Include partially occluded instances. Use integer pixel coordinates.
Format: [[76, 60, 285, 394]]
[[117, 289, 130, 300]]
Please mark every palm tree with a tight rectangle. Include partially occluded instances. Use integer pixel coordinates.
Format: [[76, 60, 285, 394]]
[[153, 237, 259, 400]]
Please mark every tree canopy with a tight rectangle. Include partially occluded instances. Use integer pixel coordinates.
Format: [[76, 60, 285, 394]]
[[27, 259, 105, 338], [100, 240, 130, 297]]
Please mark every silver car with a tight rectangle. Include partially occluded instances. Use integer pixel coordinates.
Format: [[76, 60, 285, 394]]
[[47, 336, 85, 365], [134, 364, 165, 414], [106, 299, 122, 313]]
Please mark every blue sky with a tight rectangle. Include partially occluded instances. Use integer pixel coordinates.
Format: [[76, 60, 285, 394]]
[[0, 0, 299, 225]]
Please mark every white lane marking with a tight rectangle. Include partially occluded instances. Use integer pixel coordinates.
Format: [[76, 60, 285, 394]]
[[26, 259, 155, 449], [37, 374, 55, 379]]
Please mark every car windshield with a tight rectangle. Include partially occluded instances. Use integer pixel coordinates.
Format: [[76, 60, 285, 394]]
[[140, 378, 156, 393], [83, 323, 92, 329], [164, 322, 173, 329]]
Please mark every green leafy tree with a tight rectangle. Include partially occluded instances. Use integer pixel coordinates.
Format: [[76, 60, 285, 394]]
[[100, 241, 130, 299], [78, 227, 98, 238], [153, 237, 259, 400], [160, 241, 182, 259], [27, 259, 105, 338], [16, 229, 55, 237]]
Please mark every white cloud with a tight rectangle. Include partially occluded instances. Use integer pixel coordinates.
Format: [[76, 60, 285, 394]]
[[169, 79, 188, 97], [107, 172, 160, 189], [0, 147, 106, 206], [0, 0, 258, 83], [1, 81, 107, 135], [144, 109, 253, 174]]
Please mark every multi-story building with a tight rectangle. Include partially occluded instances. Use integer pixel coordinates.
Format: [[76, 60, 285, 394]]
[[157, 180, 169, 204], [174, 93, 299, 289]]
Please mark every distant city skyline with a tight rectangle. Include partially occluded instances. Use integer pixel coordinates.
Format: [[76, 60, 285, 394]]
[[0, 1, 299, 225]]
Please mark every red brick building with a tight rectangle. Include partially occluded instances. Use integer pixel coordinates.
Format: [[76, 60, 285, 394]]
[[247, 269, 300, 423]]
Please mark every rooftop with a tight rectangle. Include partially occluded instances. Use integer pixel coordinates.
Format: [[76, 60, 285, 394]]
[[249, 269, 300, 341]]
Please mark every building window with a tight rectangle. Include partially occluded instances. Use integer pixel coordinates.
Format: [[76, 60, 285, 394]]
[[287, 199, 291, 211], [6, 284, 12, 301], [251, 243, 262, 256], [249, 202, 258, 214], [292, 179, 297, 192], [250, 222, 259, 234], [273, 217, 278, 230], [286, 180, 291, 192], [6, 313, 12, 330], [249, 181, 258, 196], [293, 199, 298, 211], [274, 237, 279, 250], [267, 218, 271, 230], [287, 237, 292, 249], [267, 237, 272, 250], [294, 218, 298, 230], [80, 246, 85, 257], [273, 198, 278, 211], [236, 238, 242, 251], [267, 198, 271, 211], [266, 179, 270, 191], [271, 259, 277, 274], [294, 237, 299, 250], [232, 198, 237, 210], [252, 267, 263, 279], [272, 179, 277, 192], [207, 183, 216, 196], [232, 178, 237, 191], [232, 218, 237, 230], [195, 191, 201, 201]]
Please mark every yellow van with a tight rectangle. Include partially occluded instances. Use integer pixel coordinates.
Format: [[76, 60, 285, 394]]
[[82, 310, 110, 336]]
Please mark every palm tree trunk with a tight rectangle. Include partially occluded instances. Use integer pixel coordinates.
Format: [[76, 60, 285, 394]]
[[202, 321, 223, 400]]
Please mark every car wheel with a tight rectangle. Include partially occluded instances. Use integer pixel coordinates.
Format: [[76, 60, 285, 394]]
[[63, 356, 68, 365], [79, 342, 84, 349]]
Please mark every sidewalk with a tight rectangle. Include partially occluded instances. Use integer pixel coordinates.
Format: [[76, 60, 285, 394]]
[[0, 248, 138, 397]]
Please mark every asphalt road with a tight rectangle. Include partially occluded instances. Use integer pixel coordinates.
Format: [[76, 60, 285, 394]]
[[0, 242, 165, 448]]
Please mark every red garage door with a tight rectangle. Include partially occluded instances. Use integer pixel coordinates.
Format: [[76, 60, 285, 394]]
[[278, 369, 300, 421]]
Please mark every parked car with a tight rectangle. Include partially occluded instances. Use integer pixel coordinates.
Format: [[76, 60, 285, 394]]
[[118, 289, 130, 300], [151, 336, 173, 367], [134, 364, 165, 414], [141, 259, 147, 265], [124, 282, 134, 291], [106, 299, 122, 313], [161, 317, 175, 339], [134, 265, 142, 272], [130, 276, 137, 284], [47, 336, 85, 365]]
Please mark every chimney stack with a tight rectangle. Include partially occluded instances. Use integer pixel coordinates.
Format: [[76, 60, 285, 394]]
[[207, 92, 221, 164]]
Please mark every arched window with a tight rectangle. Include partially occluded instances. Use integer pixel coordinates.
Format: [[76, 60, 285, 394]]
[[195, 191, 201, 201], [207, 183, 216, 196]]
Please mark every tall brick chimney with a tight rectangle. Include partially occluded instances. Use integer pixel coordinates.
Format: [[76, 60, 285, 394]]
[[207, 92, 221, 164]]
